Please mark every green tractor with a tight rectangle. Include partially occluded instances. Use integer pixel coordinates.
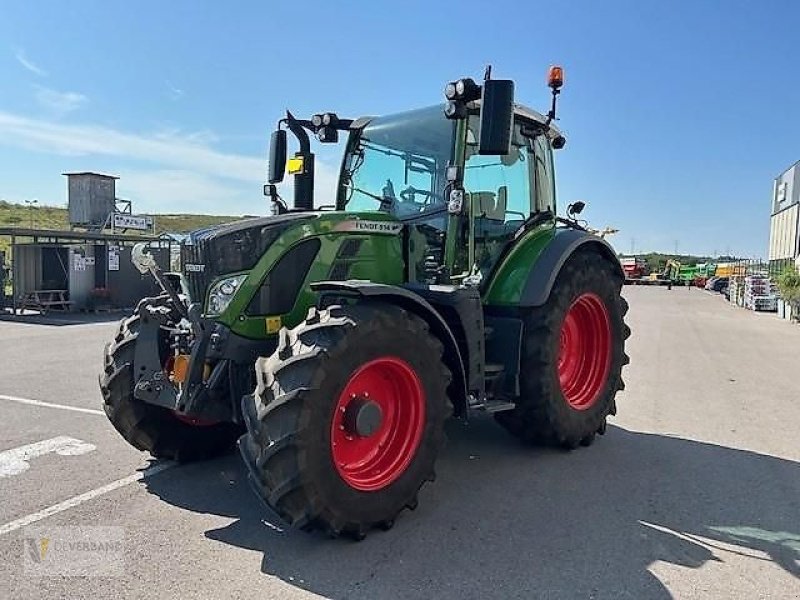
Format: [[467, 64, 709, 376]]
[[100, 67, 629, 538]]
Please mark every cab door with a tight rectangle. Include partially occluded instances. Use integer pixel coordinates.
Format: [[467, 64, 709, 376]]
[[463, 117, 538, 279]]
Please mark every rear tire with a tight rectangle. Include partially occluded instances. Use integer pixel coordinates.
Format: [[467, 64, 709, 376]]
[[99, 309, 242, 462], [240, 303, 451, 538], [495, 250, 630, 448]]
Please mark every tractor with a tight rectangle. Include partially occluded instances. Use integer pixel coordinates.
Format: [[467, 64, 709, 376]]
[[99, 66, 629, 539]]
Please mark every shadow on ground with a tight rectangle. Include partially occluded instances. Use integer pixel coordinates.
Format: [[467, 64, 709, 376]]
[[0, 311, 127, 326], [144, 417, 800, 599]]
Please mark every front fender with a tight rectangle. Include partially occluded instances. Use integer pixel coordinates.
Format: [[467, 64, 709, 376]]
[[311, 280, 469, 416]]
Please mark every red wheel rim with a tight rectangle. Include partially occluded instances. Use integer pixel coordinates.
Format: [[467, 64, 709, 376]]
[[331, 356, 425, 492], [557, 293, 612, 411]]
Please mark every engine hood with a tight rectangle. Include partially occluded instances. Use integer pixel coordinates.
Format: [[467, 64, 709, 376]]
[[189, 212, 315, 244], [181, 212, 316, 301]]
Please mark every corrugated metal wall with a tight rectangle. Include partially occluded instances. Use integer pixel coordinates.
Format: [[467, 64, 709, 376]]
[[768, 204, 799, 261], [67, 174, 116, 227], [12, 245, 42, 301]]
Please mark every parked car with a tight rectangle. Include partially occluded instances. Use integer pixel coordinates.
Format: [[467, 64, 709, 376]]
[[706, 277, 729, 292]]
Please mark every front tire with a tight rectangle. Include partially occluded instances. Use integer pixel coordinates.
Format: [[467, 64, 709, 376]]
[[495, 250, 630, 448], [240, 303, 451, 538], [100, 309, 242, 462]]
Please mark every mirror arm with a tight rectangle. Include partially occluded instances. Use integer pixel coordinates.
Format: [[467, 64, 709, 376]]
[[285, 112, 311, 153]]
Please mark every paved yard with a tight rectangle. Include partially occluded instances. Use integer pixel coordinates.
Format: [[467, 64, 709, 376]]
[[1, 287, 799, 599]]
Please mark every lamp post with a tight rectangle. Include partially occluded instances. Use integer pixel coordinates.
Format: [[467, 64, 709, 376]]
[[24, 199, 38, 229]]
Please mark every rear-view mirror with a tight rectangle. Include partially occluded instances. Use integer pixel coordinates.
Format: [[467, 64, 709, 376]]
[[268, 130, 287, 183], [479, 79, 514, 155]]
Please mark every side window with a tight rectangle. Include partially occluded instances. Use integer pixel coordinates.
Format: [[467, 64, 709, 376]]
[[533, 134, 556, 213], [464, 117, 536, 275], [464, 120, 534, 227]]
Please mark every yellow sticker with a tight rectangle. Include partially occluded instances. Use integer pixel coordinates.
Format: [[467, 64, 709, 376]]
[[287, 156, 304, 175], [265, 316, 282, 334]]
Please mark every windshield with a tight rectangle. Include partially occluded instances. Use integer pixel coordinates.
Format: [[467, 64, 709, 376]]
[[337, 105, 455, 217]]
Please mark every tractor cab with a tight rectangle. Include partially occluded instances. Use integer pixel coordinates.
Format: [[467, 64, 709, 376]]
[[266, 72, 566, 288]]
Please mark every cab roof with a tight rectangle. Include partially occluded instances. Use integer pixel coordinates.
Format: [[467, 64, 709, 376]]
[[351, 102, 564, 145]]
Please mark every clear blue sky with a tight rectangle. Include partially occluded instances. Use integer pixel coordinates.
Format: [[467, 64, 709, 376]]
[[1, 0, 798, 257]]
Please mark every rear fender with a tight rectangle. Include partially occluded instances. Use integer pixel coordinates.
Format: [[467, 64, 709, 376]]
[[519, 229, 623, 307]]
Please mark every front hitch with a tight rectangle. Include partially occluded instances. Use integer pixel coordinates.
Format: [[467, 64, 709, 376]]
[[131, 243, 188, 319], [131, 301, 232, 422], [129, 244, 231, 422]]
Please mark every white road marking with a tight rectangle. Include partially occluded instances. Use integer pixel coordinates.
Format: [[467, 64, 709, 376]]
[[0, 394, 105, 416], [0, 436, 96, 478], [0, 461, 175, 536]]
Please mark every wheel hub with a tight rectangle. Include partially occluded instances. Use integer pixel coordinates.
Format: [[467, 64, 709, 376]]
[[343, 398, 383, 437], [330, 356, 426, 492]]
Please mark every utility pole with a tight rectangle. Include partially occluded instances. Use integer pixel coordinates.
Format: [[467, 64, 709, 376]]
[[24, 199, 38, 229]]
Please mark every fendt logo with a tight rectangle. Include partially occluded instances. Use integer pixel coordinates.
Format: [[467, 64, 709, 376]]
[[333, 220, 403, 235], [184, 264, 206, 273]]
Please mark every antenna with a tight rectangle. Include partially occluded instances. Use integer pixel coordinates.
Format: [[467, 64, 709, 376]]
[[483, 64, 492, 81]]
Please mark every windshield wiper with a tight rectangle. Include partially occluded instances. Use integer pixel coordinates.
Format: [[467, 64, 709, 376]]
[[346, 185, 395, 211]]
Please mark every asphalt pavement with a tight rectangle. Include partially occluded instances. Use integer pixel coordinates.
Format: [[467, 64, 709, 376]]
[[1, 288, 799, 599]]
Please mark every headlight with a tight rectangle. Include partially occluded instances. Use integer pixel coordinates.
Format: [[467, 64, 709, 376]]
[[207, 274, 246, 316]]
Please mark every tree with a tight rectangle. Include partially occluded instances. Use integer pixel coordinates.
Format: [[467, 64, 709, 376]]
[[776, 267, 800, 323]]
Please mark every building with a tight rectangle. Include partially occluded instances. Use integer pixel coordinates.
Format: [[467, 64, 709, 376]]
[[1, 172, 172, 313], [768, 160, 800, 273]]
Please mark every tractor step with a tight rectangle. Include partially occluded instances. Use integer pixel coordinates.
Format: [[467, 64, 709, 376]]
[[471, 399, 516, 413]]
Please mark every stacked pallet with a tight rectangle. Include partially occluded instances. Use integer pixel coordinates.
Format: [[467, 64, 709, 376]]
[[743, 275, 778, 312], [728, 276, 744, 306]]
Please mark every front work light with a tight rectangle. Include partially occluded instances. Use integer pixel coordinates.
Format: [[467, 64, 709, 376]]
[[444, 78, 481, 102], [454, 78, 480, 101], [444, 100, 467, 120], [317, 126, 338, 143]]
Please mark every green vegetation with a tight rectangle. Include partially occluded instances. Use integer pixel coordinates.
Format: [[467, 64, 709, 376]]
[[776, 267, 800, 321]]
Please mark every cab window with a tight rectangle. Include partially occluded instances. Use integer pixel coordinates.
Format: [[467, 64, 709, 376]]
[[464, 117, 536, 275], [464, 120, 535, 229], [533, 133, 556, 213]]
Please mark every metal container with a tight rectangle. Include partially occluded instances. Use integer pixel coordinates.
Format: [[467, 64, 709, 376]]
[[64, 172, 118, 228]]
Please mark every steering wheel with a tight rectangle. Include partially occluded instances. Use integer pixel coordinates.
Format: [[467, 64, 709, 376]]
[[399, 186, 436, 210]]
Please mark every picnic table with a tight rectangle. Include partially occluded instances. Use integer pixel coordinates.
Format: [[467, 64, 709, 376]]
[[19, 289, 74, 313]]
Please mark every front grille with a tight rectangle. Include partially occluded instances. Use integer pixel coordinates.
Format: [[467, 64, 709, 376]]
[[181, 242, 210, 304]]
